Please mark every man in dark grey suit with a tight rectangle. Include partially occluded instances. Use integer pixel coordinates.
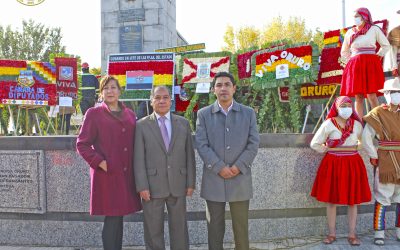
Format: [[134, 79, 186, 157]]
[[195, 72, 259, 250], [134, 86, 196, 250]]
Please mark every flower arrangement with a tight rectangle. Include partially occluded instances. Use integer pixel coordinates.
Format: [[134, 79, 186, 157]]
[[237, 49, 259, 80], [251, 43, 319, 89], [176, 52, 231, 125], [108, 54, 175, 100], [179, 53, 231, 84], [27, 61, 56, 84], [316, 47, 343, 85], [0, 60, 27, 82]]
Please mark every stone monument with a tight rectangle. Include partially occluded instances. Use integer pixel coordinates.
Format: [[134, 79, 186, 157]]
[[101, 0, 187, 72]]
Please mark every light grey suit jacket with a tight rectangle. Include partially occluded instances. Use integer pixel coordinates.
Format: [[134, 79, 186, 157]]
[[195, 101, 259, 202], [134, 113, 196, 198]]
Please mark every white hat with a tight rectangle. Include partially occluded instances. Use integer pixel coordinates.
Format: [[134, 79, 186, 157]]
[[379, 78, 400, 93]]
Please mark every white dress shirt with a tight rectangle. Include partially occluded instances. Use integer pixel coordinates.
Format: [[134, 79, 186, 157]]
[[218, 101, 233, 116]]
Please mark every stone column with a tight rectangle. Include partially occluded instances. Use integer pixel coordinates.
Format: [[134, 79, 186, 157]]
[[101, 0, 177, 73]]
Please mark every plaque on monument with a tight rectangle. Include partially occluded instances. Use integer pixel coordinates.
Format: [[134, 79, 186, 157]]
[[118, 8, 145, 22], [119, 25, 143, 53], [0, 151, 46, 214]]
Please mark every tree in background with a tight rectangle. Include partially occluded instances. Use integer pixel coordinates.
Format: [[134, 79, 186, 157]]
[[222, 16, 325, 53], [222, 25, 236, 52], [261, 16, 312, 45], [90, 67, 102, 76], [0, 19, 66, 62]]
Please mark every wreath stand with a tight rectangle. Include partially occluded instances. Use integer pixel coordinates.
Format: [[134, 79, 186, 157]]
[[7, 105, 56, 136]]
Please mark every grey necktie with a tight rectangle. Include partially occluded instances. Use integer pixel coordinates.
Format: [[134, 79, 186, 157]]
[[158, 116, 170, 150]]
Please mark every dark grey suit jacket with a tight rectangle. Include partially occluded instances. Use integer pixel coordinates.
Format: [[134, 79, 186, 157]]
[[134, 113, 196, 198], [195, 101, 259, 202]]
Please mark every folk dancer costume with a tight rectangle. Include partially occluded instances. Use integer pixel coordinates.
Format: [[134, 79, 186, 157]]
[[311, 96, 371, 205], [340, 8, 390, 97], [388, 10, 400, 77], [362, 78, 400, 245]]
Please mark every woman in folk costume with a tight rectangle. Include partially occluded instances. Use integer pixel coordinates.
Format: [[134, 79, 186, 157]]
[[362, 78, 400, 246], [340, 7, 390, 117], [310, 96, 371, 246]]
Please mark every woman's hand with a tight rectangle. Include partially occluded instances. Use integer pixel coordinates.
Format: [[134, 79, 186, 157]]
[[98, 160, 107, 172], [321, 145, 329, 152], [140, 190, 151, 201]]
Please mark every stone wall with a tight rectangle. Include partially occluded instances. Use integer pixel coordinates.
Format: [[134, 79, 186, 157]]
[[101, 0, 177, 72], [0, 135, 391, 247]]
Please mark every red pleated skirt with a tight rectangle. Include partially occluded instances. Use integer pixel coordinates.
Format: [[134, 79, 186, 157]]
[[311, 152, 371, 205], [340, 54, 384, 97]]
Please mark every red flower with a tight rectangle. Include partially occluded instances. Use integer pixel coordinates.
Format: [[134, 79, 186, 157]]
[[0, 59, 27, 68], [108, 61, 174, 75]]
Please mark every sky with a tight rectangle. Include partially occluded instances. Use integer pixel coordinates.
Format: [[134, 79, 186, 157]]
[[0, 0, 399, 68]]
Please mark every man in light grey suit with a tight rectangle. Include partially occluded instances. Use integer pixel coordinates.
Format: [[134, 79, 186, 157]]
[[134, 86, 196, 250], [195, 72, 259, 250]]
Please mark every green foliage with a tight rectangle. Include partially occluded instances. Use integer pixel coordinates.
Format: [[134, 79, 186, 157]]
[[0, 107, 9, 134], [184, 93, 199, 130], [90, 67, 102, 76], [288, 84, 302, 133], [0, 19, 66, 61], [222, 16, 321, 54]]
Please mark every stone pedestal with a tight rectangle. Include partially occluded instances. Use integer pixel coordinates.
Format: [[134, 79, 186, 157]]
[[101, 0, 178, 72], [0, 151, 45, 214], [0, 135, 385, 247]]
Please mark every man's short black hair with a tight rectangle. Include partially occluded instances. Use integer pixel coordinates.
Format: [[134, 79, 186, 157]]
[[211, 72, 236, 87]]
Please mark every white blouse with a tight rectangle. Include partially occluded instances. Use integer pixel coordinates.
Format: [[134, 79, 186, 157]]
[[310, 119, 363, 153], [341, 25, 390, 62], [362, 123, 379, 159]]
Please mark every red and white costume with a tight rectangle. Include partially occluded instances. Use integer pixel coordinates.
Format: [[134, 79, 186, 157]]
[[340, 8, 390, 97], [311, 96, 371, 205]]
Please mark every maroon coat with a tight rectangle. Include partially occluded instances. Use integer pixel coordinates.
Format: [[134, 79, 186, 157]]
[[76, 102, 142, 216]]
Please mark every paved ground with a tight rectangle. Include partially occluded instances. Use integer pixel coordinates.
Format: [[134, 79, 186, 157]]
[[1, 229, 400, 249]]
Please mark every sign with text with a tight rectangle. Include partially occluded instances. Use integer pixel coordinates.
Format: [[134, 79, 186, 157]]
[[278, 87, 289, 102], [276, 64, 289, 79], [119, 25, 143, 53], [59, 96, 73, 107], [55, 57, 78, 100], [118, 8, 145, 22], [195, 82, 210, 93], [155, 43, 206, 53], [300, 83, 337, 99], [0, 151, 46, 214], [0, 82, 57, 106]]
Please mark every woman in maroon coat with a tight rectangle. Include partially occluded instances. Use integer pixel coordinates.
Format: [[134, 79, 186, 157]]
[[77, 75, 142, 250]]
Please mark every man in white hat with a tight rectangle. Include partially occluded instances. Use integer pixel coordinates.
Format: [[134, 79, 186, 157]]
[[388, 10, 400, 77], [363, 78, 400, 245]]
